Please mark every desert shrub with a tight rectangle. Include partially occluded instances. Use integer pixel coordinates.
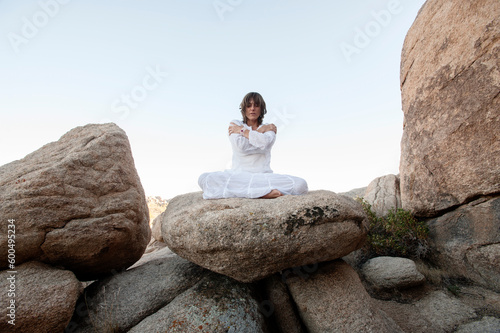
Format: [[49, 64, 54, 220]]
[[357, 198, 429, 259]]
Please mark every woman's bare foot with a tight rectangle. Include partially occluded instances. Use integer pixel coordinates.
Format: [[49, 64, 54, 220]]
[[260, 189, 283, 199]]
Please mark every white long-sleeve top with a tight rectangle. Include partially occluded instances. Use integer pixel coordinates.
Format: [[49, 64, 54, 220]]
[[228, 119, 276, 173]]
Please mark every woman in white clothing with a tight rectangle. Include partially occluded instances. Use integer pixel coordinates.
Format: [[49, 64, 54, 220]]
[[198, 92, 308, 199]]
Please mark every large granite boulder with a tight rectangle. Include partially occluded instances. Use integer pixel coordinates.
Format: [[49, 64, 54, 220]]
[[0, 261, 82, 333], [162, 190, 368, 282], [427, 196, 500, 291], [399, 0, 500, 217], [0, 123, 150, 280], [363, 174, 401, 216], [67, 255, 205, 333], [128, 273, 268, 333], [285, 260, 403, 333]]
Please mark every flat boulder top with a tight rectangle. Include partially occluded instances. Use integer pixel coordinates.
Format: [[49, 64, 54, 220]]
[[164, 190, 366, 229], [162, 190, 368, 282]]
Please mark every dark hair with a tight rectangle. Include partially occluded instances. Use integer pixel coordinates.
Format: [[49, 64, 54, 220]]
[[239, 92, 267, 125]]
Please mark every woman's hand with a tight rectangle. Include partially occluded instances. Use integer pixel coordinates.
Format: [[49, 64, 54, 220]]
[[257, 124, 277, 134], [228, 122, 276, 137], [228, 123, 244, 136]]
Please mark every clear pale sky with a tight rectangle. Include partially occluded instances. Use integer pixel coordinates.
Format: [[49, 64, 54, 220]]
[[0, 0, 426, 199]]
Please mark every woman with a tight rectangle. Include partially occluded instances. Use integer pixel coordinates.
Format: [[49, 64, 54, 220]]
[[198, 92, 308, 199]]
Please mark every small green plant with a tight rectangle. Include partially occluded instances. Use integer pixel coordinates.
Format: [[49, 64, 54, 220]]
[[357, 198, 429, 259], [446, 284, 461, 296]]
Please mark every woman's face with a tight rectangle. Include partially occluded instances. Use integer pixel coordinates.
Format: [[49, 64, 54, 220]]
[[245, 99, 261, 122]]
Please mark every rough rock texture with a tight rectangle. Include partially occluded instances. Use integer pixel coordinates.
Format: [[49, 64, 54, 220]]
[[339, 186, 366, 199], [455, 316, 500, 333], [129, 243, 174, 269], [151, 210, 164, 242], [341, 244, 371, 270], [466, 242, 500, 285], [374, 285, 500, 333], [285, 260, 403, 333], [0, 123, 150, 280], [364, 174, 401, 216], [263, 274, 306, 333], [0, 261, 82, 333], [361, 256, 425, 289], [415, 291, 476, 332], [399, 0, 500, 217], [427, 196, 500, 291], [66, 255, 205, 333], [373, 299, 437, 333], [162, 190, 368, 282], [128, 273, 268, 333], [143, 238, 168, 255], [456, 285, 500, 316]]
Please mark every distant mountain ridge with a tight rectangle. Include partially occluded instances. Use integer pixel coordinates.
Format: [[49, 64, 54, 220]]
[[146, 195, 168, 223]]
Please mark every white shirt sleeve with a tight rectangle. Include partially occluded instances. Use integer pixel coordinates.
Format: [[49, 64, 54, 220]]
[[248, 130, 275, 150], [229, 120, 276, 153]]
